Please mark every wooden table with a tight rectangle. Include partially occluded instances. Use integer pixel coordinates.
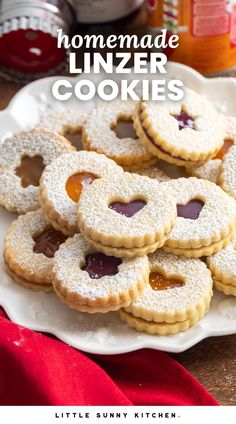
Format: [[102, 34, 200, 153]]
[[0, 75, 236, 406]]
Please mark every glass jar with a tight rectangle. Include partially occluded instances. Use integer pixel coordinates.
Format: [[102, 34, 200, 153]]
[[147, 0, 236, 76]]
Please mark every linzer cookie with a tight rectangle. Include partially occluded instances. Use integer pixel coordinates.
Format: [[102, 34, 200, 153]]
[[4, 209, 67, 292], [188, 116, 236, 183], [218, 145, 236, 199], [162, 177, 236, 258], [120, 250, 213, 335], [82, 100, 157, 169], [133, 164, 170, 182], [187, 160, 222, 184], [133, 88, 225, 167], [207, 239, 236, 296], [40, 151, 123, 236], [77, 173, 176, 258], [52, 233, 149, 313], [36, 110, 87, 136], [0, 130, 75, 214]]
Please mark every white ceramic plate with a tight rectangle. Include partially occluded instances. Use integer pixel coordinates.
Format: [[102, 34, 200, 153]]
[[0, 62, 236, 354]]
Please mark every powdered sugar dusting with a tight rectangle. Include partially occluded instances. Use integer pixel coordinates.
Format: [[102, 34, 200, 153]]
[[40, 151, 123, 228], [219, 145, 236, 199], [29, 301, 49, 320], [142, 88, 225, 157], [188, 116, 236, 183], [188, 160, 221, 184], [35, 110, 87, 135], [83, 100, 153, 164], [208, 238, 236, 281], [161, 177, 236, 246], [0, 130, 74, 213], [4, 209, 58, 283], [125, 250, 212, 316], [133, 165, 170, 182], [53, 233, 149, 300], [78, 172, 176, 243]]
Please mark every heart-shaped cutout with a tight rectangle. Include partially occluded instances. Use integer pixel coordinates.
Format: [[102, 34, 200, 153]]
[[109, 200, 146, 217], [177, 199, 204, 220], [82, 252, 122, 279], [149, 272, 184, 291], [173, 111, 195, 131]]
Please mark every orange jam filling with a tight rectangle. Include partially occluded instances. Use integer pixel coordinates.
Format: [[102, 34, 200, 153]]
[[33, 228, 67, 258], [113, 119, 138, 139], [213, 139, 234, 160], [15, 155, 45, 188], [149, 272, 184, 291], [66, 172, 97, 202]]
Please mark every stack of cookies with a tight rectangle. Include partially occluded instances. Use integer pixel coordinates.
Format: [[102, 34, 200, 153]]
[[2, 87, 236, 336]]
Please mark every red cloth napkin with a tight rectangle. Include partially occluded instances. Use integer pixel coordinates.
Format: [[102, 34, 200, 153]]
[[0, 307, 218, 406]]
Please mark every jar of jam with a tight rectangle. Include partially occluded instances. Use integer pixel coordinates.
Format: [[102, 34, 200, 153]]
[[147, 0, 236, 76], [0, 0, 76, 82]]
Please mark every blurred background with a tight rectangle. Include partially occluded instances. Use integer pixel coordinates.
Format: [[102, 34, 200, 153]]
[[0, 0, 236, 83]]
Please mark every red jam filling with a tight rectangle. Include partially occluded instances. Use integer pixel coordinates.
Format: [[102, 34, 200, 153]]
[[33, 228, 67, 258], [138, 111, 191, 162], [149, 272, 184, 291], [66, 172, 97, 203], [173, 111, 195, 131], [177, 199, 204, 220], [15, 155, 45, 188], [109, 200, 146, 217], [82, 252, 122, 279], [113, 119, 138, 139]]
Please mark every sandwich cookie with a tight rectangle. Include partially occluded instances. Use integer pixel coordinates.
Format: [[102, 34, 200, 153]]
[[120, 251, 213, 335], [162, 177, 236, 257], [52, 233, 149, 313], [132, 164, 170, 182], [133, 88, 225, 167], [207, 238, 236, 296], [187, 116, 236, 183], [77, 173, 177, 258], [40, 151, 123, 235], [218, 145, 236, 199], [4, 209, 67, 291], [35, 110, 87, 150], [36, 110, 87, 136], [82, 100, 157, 170], [0, 130, 75, 214]]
